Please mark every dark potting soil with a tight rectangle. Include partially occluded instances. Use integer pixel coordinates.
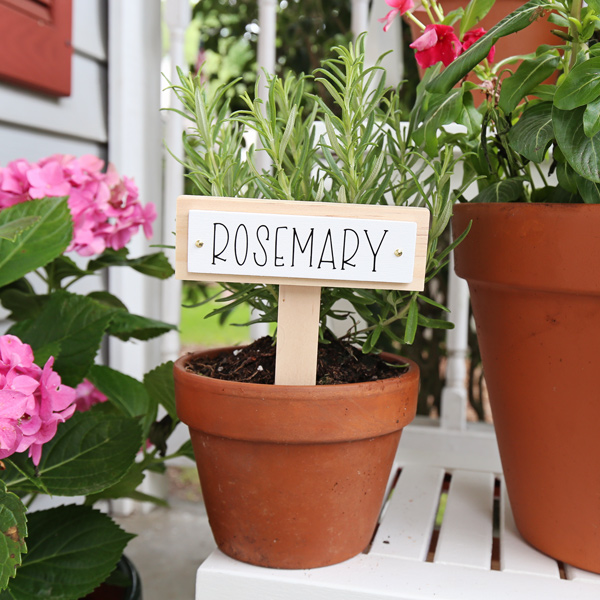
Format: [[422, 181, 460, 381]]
[[184, 336, 407, 385]]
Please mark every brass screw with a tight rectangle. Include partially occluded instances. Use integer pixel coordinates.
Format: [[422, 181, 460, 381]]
[[195, 240, 204, 248], [394, 249, 403, 257]]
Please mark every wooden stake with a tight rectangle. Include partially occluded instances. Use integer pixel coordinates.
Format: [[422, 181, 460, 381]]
[[275, 285, 321, 385]]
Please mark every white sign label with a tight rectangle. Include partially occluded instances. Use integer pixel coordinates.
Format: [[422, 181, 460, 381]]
[[187, 210, 418, 284]]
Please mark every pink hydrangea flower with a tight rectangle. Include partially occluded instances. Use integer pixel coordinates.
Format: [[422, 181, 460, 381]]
[[26, 160, 71, 199], [0, 159, 32, 208], [378, 0, 414, 32], [0, 154, 156, 257], [74, 379, 108, 412], [410, 23, 462, 69], [0, 335, 76, 466], [462, 27, 496, 62]]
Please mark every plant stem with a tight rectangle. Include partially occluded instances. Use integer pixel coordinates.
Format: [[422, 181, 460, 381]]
[[568, 0, 583, 71], [421, 0, 437, 24]]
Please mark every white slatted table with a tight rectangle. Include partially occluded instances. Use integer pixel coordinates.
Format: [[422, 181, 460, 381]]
[[195, 460, 600, 599]]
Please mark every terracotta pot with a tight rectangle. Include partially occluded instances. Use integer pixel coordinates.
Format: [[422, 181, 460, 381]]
[[452, 202, 600, 573], [174, 348, 419, 569]]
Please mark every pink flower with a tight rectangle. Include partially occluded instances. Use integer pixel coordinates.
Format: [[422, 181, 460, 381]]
[[74, 379, 108, 412], [27, 161, 72, 199], [0, 335, 76, 466], [379, 0, 414, 32], [0, 159, 32, 208], [462, 27, 496, 62], [0, 155, 156, 257], [410, 24, 462, 69]]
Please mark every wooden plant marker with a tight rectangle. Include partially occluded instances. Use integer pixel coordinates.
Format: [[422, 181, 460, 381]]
[[176, 196, 429, 386]]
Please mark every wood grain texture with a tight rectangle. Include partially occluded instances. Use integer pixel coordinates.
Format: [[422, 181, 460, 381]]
[[176, 195, 429, 291], [274, 285, 321, 385]]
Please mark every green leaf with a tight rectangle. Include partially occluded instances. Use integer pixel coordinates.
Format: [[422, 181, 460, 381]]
[[3, 505, 133, 600], [428, 0, 553, 94], [87, 364, 156, 438], [173, 439, 195, 461], [404, 300, 418, 345], [143, 361, 177, 421], [553, 105, 600, 182], [507, 101, 554, 162], [0, 288, 47, 323], [86, 291, 128, 310], [84, 461, 146, 505], [473, 178, 527, 203], [1, 410, 142, 496], [460, 0, 495, 37], [576, 176, 600, 203], [528, 84, 557, 102], [421, 88, 464, 156], [0, 198, 72, 288], [557, 161, 579, 194], [457, 91, 483, 136], [45, 256, 91, 287], [106, 311, 177, 342], [554, 57, 600, 110], [0, 482, 27, 591], [88, 249, 174, 279], [10, 291, 115, 387], [417, 314, 454, 329], [0, 217, 40, 242], [499, 53, 560, 114], [583, 96, 600, 138]]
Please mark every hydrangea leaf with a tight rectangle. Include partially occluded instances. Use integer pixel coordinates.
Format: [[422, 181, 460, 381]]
[[143, 361, 177, 421], [106, 311, 177, 342], [9, 291, 116, 387], [88, 248, 175, 279], [2, 505, 133, 600], [0, 481, 27, 591], [0, 410, 142, 497], [0, 217, 40, 243], [0, 198, 72, 288], [87, 364, 157, 439]]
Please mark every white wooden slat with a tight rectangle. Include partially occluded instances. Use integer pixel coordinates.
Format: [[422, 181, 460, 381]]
[[500, 483, 559, 578], [0, 122, 105, 165], [565, 565, 600, 582], [434, 470, 495, 569], [371, 465, 445, 560], [72, 0, 107, 61], [197, 549, 600, 600], [0, 53, 107, 143], [395, 421, 502, 475]]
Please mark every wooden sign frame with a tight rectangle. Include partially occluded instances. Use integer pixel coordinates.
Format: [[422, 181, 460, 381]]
[[176, 196, 430, 386]]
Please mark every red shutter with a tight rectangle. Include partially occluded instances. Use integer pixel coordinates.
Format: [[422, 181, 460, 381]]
[[0, 0, 73, 96]]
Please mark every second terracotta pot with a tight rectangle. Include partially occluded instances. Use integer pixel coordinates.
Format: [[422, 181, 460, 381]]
[[453, 202, 600, 573], [174, 348, 419, 569]]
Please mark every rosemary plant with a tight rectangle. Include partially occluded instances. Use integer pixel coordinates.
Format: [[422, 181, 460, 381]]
[[169, 37, 469, 352]]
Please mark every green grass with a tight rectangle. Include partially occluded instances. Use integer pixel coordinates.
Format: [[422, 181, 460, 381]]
[[179, 286, 252, 348]]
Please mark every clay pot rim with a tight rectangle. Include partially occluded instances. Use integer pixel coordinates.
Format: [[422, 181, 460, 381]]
[[174, 346, 420, 443], [452, 202, 600, 295]]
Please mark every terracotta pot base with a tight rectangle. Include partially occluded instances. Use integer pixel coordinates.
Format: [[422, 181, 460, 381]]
[[174, 349, 419, 569]]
